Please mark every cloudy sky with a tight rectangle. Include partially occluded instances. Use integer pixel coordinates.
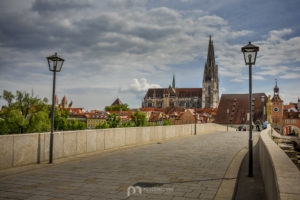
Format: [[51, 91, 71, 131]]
[[0, 0, 300, 110]]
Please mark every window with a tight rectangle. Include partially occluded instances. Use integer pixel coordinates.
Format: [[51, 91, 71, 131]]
[[285, 120, 290, 123], [292, 120, 296, 124]]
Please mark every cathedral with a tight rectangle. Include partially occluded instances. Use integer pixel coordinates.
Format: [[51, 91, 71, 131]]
[[142, 36, 219, 109]]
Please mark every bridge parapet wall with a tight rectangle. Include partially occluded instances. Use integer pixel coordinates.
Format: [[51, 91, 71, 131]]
[[0, 123, 228, 170], [259, 126, 300, 200]]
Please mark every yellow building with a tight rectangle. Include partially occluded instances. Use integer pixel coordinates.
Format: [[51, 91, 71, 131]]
[[86, 112, 107, 129]]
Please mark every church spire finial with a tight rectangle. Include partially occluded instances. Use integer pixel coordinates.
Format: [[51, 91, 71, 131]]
[[172, 74, 175, 88], [274, 78, 279, 95]]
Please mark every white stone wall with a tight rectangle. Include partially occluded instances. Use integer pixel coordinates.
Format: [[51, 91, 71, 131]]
[[0, 123, 229, 170]]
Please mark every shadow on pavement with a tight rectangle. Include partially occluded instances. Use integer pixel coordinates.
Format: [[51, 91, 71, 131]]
[[234, 143, 266, 200]]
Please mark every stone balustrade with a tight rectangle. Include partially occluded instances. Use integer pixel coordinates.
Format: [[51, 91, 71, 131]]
[[259, 126, 300, 200], [0, 123, 231, 170]]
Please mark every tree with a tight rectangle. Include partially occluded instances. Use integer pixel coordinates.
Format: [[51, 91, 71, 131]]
[[0, 90, 86, 134], [1, 90, 14, 107], [106, 113, 121, 128], [130, 110, 146, 127], [54, 108, 69, 131], [0, 90, 50, 134], [120, 121, 135, 128], [95, 122, 109, 129], [163, 120, 171, 126]]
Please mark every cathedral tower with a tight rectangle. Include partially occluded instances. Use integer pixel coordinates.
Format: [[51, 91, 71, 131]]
[[202, 36, 219, 108]]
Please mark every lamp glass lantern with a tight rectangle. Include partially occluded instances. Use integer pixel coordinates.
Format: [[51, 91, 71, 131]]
[[47, 52, 64, 72], [241, 42, 259, 65]]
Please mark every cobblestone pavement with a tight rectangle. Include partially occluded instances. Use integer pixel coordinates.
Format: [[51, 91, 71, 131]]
[[0, 131, 258, 200]]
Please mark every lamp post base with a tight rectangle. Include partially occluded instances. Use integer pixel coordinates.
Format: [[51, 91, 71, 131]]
[[248, 139, 253, 177]]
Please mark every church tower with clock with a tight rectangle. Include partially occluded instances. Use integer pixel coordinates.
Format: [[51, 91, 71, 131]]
[[271, 79, 284, 133]]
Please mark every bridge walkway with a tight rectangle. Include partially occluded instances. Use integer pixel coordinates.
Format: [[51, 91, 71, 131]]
[[0, 131, 258, 200]]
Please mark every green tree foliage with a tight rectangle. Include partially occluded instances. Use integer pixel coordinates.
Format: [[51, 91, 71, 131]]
[[66, 119, 86, 130], [105, 104, 129, 111], [0, 90, 50, 134], [120, 121, 135, 128], [163, 120, 171, 126], [1, 90, 15, 106], [106, 113, 121, 128], [130, 110, 146, 127], [0, 90, 86, 134], [95, 122, 109, 129], [54, 108, 86, 131], [54, 108, 69, 131]]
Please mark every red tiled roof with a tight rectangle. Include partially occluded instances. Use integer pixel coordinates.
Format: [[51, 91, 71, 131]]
[[68, 108, 84, 114], [215, 93, 267, 124], [284, 103, 296, 110], [85, 112, 107, 119], [145, 88, 202, 98], [139, 108, 164, 112], [148, 111, 163, 122], [175, 88, 202, 98], [164, 106, 185, 115], [108, 110, 134, 116]]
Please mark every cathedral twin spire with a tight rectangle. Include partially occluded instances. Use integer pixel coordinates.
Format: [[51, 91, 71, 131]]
[[202, 35, 219, 108], [167, 36, 219, 109]]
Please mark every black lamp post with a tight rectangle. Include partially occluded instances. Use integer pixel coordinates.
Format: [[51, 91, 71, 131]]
[[241, 42, 259, 177], [47, 52, 64, 164], [194, 97, 197, 135]]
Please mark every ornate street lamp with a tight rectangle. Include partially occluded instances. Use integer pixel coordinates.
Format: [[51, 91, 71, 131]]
[[47, 52, 64, 164], [241, 42, 259, 177]]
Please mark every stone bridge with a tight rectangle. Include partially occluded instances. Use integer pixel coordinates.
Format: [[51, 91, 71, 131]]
[[0, 124, 299, 200]]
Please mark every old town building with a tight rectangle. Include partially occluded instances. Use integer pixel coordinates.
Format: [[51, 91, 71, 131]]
[[215, 93, 267, 127], [142, 36, 219, 109], [86, 112, 107, 129], [283, 111, 300, 136]]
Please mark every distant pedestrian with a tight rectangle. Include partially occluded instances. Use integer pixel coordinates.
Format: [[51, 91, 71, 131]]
[[256, 124, 260, 132]]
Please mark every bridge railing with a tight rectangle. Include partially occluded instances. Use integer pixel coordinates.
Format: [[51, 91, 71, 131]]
[[0, 123, 230, 170], [259, 126, 300, 200]]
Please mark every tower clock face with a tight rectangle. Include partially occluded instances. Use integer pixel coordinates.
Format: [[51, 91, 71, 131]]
[[273, 107, 279, 112]]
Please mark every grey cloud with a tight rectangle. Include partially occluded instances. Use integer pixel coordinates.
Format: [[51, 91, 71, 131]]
[[4, 0, 292, 108], [32, 0, 94, 13], [107, 0, 146, 9]]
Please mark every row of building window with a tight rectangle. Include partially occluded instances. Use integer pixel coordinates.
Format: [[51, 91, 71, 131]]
[[285, 119, 297, 124], [147, 101, 200, 108]]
